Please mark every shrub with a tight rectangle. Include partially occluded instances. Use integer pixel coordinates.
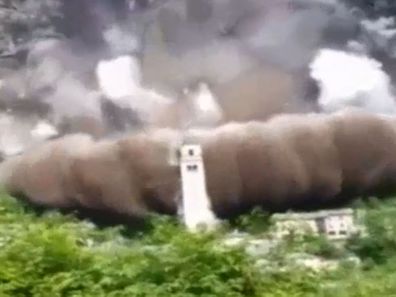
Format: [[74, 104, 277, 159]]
[[3, 193, 396, 296]]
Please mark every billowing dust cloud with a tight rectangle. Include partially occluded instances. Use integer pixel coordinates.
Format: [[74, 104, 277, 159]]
[[2, 0, 393, 157], [2, 109, 396, 220], [2, 0, 396, 219]]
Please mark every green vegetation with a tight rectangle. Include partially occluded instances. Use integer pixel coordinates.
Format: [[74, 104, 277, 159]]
[[1, 193, 396, 296]]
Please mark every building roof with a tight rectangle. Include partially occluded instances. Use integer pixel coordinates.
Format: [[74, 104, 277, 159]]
[[272, 208, 354, 221]]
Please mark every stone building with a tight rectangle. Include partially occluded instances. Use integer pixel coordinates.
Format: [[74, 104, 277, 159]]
[[272, 208, 360, 240]]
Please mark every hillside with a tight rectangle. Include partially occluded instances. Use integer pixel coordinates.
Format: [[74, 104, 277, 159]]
[[0, 192, 396, 296]]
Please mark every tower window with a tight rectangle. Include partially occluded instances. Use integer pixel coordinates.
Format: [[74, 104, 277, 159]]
[[187, 164, 198, 171], [188, 149, 194, 156]]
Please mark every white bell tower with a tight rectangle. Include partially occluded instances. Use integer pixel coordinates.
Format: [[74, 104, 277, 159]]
[[179, 144, 219, 232]]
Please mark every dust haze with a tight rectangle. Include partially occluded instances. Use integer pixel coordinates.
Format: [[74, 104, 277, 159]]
[[1, 0, 396, 218], [1, 0, 393, 157]]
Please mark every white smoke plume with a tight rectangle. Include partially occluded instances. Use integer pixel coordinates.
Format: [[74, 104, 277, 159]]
[[310, 48, 396, 114]]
